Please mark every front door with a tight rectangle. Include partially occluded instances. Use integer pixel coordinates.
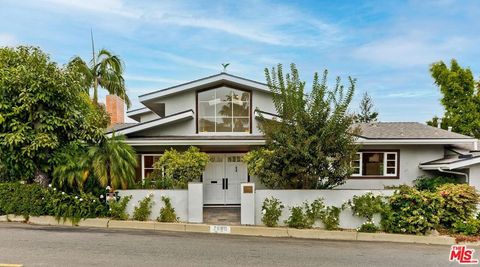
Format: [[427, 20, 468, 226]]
[[203, 154, 247, 205]]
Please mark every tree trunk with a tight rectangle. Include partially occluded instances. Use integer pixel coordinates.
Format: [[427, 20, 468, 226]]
[[33, 169, 50, 188], [93, 78, 99, 104]]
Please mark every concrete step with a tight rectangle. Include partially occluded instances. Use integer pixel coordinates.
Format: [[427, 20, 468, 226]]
[[203, 207, 240, 225]]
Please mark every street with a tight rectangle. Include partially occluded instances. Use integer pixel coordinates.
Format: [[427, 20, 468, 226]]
[[0, 223, 459, 267]]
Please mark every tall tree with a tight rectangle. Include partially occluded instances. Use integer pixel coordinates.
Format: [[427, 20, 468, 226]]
[[0, 46, 104, 185], [426, 59, 480, 138], [244, 64, 358, 189], [68, 31, 131, 108], [354, 92, 378, 123]]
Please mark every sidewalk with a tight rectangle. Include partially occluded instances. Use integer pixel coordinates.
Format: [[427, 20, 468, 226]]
[[0, 214, 460, 246]]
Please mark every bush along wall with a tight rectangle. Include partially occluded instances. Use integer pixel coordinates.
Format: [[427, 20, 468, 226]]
[[0, 182, 108, 224]]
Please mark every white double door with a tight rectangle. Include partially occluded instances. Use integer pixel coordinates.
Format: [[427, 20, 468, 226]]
[[203, 154, 247, 205]]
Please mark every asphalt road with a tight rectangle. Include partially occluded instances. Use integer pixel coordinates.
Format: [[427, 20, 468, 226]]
[[0, 223, 462, 267]]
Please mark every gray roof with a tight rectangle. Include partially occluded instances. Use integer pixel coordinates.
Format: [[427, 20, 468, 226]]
[[354, 122, 474, 140], [106, 123, 138, 133]]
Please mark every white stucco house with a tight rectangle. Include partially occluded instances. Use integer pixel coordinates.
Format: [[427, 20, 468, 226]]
[[107, 72, 480, 207]]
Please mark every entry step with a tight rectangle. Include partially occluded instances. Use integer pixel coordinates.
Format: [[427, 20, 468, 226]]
[[203, 207, 240, 225]]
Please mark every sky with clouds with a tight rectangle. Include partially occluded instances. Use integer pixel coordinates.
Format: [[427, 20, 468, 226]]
[[1, 0, 479, 122]]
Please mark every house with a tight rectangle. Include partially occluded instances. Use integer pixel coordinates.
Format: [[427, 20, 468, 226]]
[[106, 72, 480, 207]]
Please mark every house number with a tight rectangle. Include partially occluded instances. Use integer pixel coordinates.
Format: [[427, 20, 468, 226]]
[[210, 225, 231, 234]]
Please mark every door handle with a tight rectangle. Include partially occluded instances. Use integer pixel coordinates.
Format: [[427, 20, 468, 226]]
[[222, 178, 225, 190], [225, 178, 228, 190], [211, 181, 217, 184]]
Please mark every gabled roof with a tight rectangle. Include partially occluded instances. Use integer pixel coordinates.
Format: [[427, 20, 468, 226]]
[[354, 122, 473, 140], [139, 72, 270, 103], [106, 110, 194, 136]]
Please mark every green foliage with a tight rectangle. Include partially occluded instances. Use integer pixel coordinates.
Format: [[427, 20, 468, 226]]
[[0, 182, 107, 224], [354, 92, 378, 123], [148, 147, 209, 189], [0, 46, 105, 183], [426, 59, 480, 138], [108, 195, 132, 220], [452, 218, 480, 236], [84, 134, 137, 190], [133, 194, 154, 221], [285, 199, 340, 229], [68, 48, 131, 107], [261, 197, 284, 227], [321, 206, 341, 230], [245, 63, 358, 189], [345, 192, 385, 221], [381, 186, 444, 235], [437, 184, 479, 228], [414, 175, 459, 192], [358, 221, 379, 233], [158, 196, 177, 222]]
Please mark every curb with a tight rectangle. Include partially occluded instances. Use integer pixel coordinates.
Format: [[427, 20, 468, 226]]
[[0, 215, 461, 246]]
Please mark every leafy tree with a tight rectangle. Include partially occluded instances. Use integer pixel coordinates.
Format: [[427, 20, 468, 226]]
[[0, 46, 104, 185], [83, 134, 137, 190], [148, 146, 209, 189], [67, 33, 131, 108], [426, 59, 480, 138], [244, 63, 358, 189], [354, 92, 378, 123]]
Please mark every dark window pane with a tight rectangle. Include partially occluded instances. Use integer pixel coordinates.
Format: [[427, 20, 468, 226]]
[[199, 117, 216, 132], [387, 161, 395, 167], [387, 153, 396, 160], [233, 101, 249, 116], [144, 156, 154, 169], [144, 169, 154, 178], [216, 102, 232, 117], [386, 168, 395, 174], [216, 117, 232, 132], [233, 118, 249, 132], [362, 153, 384, 175]]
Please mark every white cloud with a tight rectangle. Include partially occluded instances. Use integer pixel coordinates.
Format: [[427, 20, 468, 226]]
[[0, 33, 17, 46], [124, 75, 184, 84], [39, 0, 140, 18]]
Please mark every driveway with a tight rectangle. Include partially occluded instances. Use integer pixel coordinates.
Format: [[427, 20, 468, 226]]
[[0, 223, 459, 267]]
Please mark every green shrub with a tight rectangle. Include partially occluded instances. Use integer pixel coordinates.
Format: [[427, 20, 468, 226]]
[[345, 192, 385, 221], [108, 195, 132, 220], [0, 182, 106, 224], [158, 196, 177, 222], [261, 197, 284, 227], [414, 175, 459, 191], [133, 194, 154, 221], [321, 206, 341, 230], [358, 221, 379, 233], [437, 184, 480, 228], [285, 199, 340, 229], [148, 147, 209, 189], [285, 206, 310, 229], [381, 186, 443, 235], [452, 218, 480, 236]]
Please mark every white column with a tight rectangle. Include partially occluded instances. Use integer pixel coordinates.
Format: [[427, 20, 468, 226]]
[[188, 183, 203, 223], [241, 183, 255, 225]]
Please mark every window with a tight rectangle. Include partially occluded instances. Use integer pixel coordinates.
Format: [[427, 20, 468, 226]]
[[198, 87, 250, 133], [142, 154, 161, 180], [351, 151, 398, 178]]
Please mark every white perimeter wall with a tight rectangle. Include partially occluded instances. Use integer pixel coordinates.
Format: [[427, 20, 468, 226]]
[[255, 190, 394, 229], [117, 190, 188, 222]]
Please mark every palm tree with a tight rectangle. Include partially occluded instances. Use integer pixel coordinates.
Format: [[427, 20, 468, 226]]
[[52, 136, 137, 191], [84, 134, 137, 190], [68, 30, 131, 108]]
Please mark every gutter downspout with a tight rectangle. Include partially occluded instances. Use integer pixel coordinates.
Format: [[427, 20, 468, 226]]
[[437, 168, 469, 184]]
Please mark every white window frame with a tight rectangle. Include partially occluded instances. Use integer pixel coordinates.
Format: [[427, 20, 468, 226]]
[[197, 88, 251, 134], [141, 154, 162, 181], [351, 151, 398, 178]]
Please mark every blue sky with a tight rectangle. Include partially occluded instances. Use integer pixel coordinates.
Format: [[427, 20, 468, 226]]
[[1, 0, 479, 122]]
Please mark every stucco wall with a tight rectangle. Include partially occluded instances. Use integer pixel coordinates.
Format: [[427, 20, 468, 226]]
[[254, 189, 394, 229], [138, 112, 160, 122], [117, 190, 188, 221], [251, 90, 275, 134]]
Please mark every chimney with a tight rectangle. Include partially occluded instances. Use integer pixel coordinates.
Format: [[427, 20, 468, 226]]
[[448, 126, 452, 132], [437, 118, 442, 128], [106, 94, 125, 126]]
